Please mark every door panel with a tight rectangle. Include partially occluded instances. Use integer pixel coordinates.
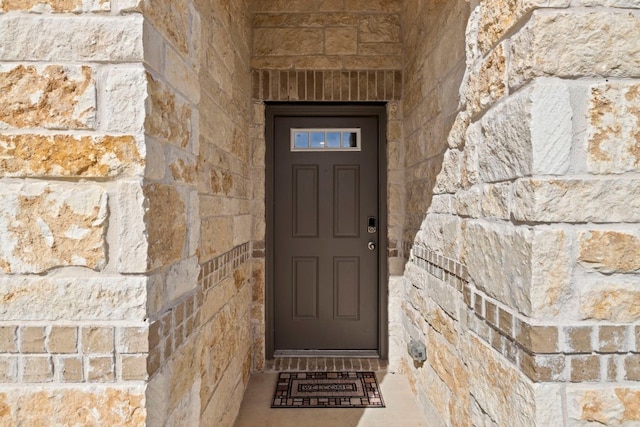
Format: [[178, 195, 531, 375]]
[[273, 113, 379, 352]]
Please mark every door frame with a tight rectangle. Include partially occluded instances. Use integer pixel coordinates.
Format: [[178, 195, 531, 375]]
[[265, 102, 388, 359]]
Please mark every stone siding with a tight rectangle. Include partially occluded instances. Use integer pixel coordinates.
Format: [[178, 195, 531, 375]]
[[399, 1, 640, 426]]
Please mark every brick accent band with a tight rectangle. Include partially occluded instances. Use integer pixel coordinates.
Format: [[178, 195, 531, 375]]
[[252, 69, 402, 102], [409, 245, 640, 383]]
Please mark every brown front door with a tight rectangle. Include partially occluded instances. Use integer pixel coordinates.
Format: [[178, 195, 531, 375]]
[[268, 104, 384, 354]]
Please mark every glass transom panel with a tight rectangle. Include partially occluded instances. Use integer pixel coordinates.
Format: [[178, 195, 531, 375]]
[[291, 128, 361, 151]]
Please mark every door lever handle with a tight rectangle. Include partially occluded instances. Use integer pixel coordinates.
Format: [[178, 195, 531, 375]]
[[368, 241, 376, 251]]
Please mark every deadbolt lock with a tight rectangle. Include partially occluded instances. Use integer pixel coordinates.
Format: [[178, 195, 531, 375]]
[[367, 216, 377, 234]]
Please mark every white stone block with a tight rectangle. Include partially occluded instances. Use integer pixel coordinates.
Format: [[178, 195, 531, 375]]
[[165, 47, 200, 104], [102, 65, 147, 134], [0, 15, 143, 62], [0, 275, 147, 320], [117, 181, 148, 273], [165, 256, 199, 303]]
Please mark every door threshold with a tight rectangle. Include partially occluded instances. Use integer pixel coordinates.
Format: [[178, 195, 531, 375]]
[[274, 350, 380, 358]]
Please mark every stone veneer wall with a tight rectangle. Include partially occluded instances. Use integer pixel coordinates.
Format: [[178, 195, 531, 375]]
[[399, 1, 640, 426], [249, 0, 407, 370], [0, 0, 253, 425]]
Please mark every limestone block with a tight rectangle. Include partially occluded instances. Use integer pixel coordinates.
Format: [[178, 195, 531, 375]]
[[187, 191, 200, 257], [0, 183, 107, 273], [346, 0, 401, 12], [0, 0, 109, 12], [461, 220, 533, 313], [145, 74, 192, 149], [567, 387, 640, 426], [141, 0, 189, 55], [165, 47, 200, 104], [55, 387, 145, 425], [201, 216, 233, 259], [0, 64, 95, 129], [579, 230, 640, 273], [253, 28, 324, 56], [534, 384, 565, 425], [168, 339, 200, 414], [481, 183, 510, 219], [510, 10, 640, 88], [145, 138, 166, 180], [144, 184, 186, 269], [146, 368, 169, 426], [464, 336, 536, 427], [166, 380, 200, 426], [102, 66, 147, 134], [580, 281, 640, 322], [143, 19, 164, 74], [0, 15, 143, 61], [477, 0, 570, 54], [447, 111, 470, 149], [0, 134, 143, 178], [530, 228, 572, 318], [465, 43, 506, 115], [587, 81, 640, 174], [513, 178, 640, 223], [453, 187, 481, 218], [479, 79, 571, 182], [251, 0, 343, 12], [325, 27, 358, 55], [359, 14, 400, 43], [165, 256, 199, 303], [117, 181, 148, 273], [0, 276, 147, 321], [461, 121, 481, 189], [433, 149, 462, 194], [168, 153, 197, 186]]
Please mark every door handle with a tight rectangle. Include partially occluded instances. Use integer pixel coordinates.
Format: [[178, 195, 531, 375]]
[[368, 241, 376, 251]]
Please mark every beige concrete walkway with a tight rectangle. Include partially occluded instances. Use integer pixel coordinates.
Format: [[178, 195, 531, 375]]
[[234, 371, 427, 427]]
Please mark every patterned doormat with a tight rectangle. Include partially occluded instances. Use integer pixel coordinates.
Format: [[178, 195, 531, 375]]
[[271, 371, 385, 408]]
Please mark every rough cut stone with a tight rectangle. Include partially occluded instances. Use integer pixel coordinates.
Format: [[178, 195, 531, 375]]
[[117, 181, 148, 273], [513, 178, 640, 223], [567, 387, 640, 426], [510, 10, 640, 88], [359, 14, 401, 43], [0, 183, 107, 274], [580, 282, 640, 322], [0, 134, 143, 178], [0, 0, 109, 12], [253, 28, 324, 56], [579, 230, 640, 273], [0, 15, 144, 61], [145, 74, 192, 149], [144, 184, 186, 269], [461, 220, 533, 312], [102, 66, 148, 134], [466, 42, 506, 115], [0, 64, 95, 130], [0, 276, 146, 320], [141, 0, 190, 55], [479, 79, 571, 182], [587, 81, 640, 174]]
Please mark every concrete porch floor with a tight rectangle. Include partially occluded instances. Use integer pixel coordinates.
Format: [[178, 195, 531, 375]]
[[234, 358, 427, 427]]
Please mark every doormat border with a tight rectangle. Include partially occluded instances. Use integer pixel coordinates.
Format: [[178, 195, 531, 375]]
[[271, 371, 385, 409]]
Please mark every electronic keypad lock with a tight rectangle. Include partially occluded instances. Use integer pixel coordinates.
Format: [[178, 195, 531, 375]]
[[367, 217, 377, 234]]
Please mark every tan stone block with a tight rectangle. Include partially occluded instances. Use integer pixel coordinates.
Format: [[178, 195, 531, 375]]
[[565, 326, 593, 354], [466, 43, 506, 114], [520, 351, 565, 382], [22, 356, 53, 382], [0, 327, 17, 353], [580, 283, 640, 323], [121, 355, 148, 381], [253, 28, 324, 56], [510, 10, 640, 88], [145, 74, 192, 149], [325, 27, 357, 55], [20, 327, 46, 353], [251, 0, 343, 12], [0, 183, 108, 274], [48, 327, 77, 354], [517, 324, 558, 354], [141, 0, 188, 55], [567, 387, 640, 425], [587, 82, 640, 173], [60, 356, 83, 382], [359, 14, 400, 43], [0, 357, 17, 382], [570, 355, 600, 382], [14, 390, 55, 426], [579, 230, 640, 273], [0, 134, 142, 178], [82, 327, 114, 354], [0, 0, 109, 12], [345, 0, 401, 12], [88, 356, 115, 382], [57, 387, 146, 425], [0, 64, 95, 129], [145, 183, 186, 269], [513, 178, 640, 223]]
